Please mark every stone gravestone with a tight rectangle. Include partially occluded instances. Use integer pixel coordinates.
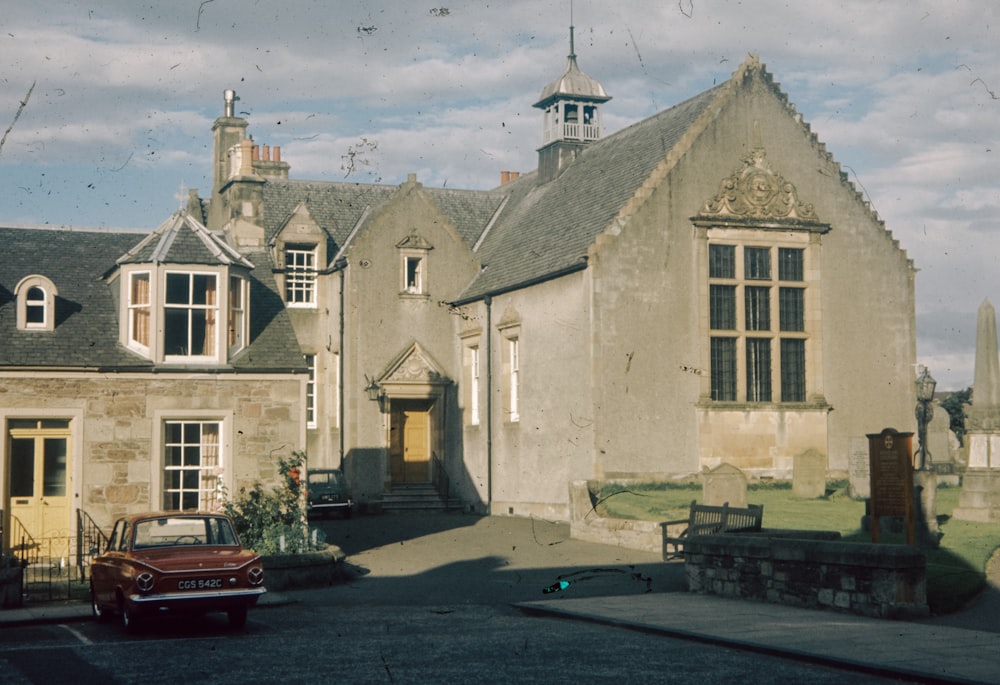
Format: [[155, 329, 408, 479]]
[[927, 402, 956, 476], [702, 463, 747, 508], [793, 448, 826, 498], [848, 436, 871, 498]]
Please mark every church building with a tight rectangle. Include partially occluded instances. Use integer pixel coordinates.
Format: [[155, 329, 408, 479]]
[[0, 41, 916, 550]]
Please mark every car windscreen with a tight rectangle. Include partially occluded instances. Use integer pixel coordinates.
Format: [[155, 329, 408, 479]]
[[132, 516, 240, 549], [308, 471, 345, 486]]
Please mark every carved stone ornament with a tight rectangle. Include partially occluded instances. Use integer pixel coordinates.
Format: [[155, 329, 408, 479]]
[[383, 343, 445, 384], [699, 147, 819, 222]]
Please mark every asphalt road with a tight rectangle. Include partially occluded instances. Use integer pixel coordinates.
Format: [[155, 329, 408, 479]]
[[0, 512, 903, 683]]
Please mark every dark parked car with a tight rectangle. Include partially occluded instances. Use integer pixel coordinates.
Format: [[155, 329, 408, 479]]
[[90, 512, 266, 631], [307, 468, 353, 518]]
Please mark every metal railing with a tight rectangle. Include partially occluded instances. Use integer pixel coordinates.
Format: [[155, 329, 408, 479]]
[[77, 508, 109, 581], [0, 509, 108, 603]]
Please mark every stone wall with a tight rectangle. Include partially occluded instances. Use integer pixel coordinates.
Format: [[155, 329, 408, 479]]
[[685, 534, 928, 619]]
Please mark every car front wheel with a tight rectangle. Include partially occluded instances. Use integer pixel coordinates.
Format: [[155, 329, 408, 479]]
[[90, 584, 110, 623], [120, 596, 140, 633]]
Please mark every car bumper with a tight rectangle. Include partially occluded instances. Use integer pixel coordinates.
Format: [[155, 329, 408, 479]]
[[308, 501, 353, 511], [129, 586, 266, 609]]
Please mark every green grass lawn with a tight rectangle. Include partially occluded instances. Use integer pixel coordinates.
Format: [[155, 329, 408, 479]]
[[595, 480, 1000, 614]]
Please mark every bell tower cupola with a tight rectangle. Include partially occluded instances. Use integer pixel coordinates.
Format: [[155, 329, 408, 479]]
[[533, 23, 611, 183]]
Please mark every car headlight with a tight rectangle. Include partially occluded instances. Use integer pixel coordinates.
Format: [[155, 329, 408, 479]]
[[136, 572, 155, 593], [248, 566, 264, 586]]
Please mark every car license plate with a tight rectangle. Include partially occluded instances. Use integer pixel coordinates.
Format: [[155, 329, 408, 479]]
[[178, 578, 224, 590]]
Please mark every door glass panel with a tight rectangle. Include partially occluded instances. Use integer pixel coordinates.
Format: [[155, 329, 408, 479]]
[[43, 438, 67, 497], [10, 438, 34, 497]]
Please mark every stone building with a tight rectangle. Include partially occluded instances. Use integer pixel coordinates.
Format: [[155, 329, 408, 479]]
[[1, 47, 916, 547]]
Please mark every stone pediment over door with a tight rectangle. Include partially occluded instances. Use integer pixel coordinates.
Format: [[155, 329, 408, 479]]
[[378, 341, 450, 399]]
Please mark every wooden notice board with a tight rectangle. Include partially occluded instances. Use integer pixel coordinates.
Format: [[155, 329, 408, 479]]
[[867, 428, 914, 544]]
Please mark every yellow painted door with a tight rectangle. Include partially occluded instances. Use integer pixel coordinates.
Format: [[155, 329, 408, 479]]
[[389, 401, 432, 484], [402, 403, 431, 483], [8, 420, 71, 540]]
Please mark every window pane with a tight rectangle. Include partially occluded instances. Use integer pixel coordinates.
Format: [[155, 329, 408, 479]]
[[779, 248, 804, 281], [745, 286, 771, 331], [745, 247, 771, 280], [26, 304, 45, 324], [164, 308, 189, 354], [781, 339, 806, 402], [746, 338, 772, 402], [709, 244, 735, 279], [166, 273, 190, 304], [710, 337, 737, 401], [779, 288, 805, 332], [193, 275, 215, 305], [710, 285, 736, 330]]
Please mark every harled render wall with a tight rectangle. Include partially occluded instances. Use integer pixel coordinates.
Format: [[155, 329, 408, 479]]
[[0, 372, 304, 532]]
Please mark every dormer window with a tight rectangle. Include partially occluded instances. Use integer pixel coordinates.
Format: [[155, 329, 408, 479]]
[[121, 265, 245, 364], [284, 244, 317, 308], [15, 275, 58, 332], [397, 231, 432, 298], [116, 211, 254, 365]]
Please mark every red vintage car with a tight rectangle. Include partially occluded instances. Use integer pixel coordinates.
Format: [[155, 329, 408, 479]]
[[90, 512, 266, 631]]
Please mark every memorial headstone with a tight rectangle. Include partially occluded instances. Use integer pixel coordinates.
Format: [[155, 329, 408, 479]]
[[792, 448, 826, 498], [848, 436, 871, 498], [702, 463, 747, 507], [867, 427, 914, 544]]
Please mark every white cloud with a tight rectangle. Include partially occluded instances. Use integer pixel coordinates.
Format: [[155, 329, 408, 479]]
[[2, 0, 999, 389]]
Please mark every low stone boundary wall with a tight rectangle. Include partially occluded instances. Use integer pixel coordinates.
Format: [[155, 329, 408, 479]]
[[685, 534, 928, 619], [569, 516, 665, 554], [261, 545, 346, 592]]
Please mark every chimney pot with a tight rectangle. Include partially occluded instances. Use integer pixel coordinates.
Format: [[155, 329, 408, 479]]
[[263, 144, 270, 161], [273, 146, 281, 161], [252, 144, 259, 161]]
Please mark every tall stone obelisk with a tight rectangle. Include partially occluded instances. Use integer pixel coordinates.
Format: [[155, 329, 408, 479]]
[[954, 298, 1000, 521]]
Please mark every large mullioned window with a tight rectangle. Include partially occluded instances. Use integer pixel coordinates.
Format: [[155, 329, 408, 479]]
[[709, 244, 806, 403]]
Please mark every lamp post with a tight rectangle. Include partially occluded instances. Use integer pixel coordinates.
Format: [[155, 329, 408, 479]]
[[914, 367, 937, 471]]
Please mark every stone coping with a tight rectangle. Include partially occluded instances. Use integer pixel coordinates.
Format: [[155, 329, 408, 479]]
[[686, 534, 925, 568]]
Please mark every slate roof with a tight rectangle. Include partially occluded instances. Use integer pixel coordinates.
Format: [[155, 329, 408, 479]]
[[117, 211, 254, 268], [261, 178, 507, 262], [459, 83, 724, 301], [0, 225, 303, 372]]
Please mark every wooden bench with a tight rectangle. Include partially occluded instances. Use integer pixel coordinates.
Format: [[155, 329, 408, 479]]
[[662, 500, 763, 559]]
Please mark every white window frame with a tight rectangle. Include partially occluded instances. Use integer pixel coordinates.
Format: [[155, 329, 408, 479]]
[[470, 345, 481, 426], [161, 418, 225, 512], [505, 336, 520, 423], [304, 353, 317, 429], [127, 271, 151, 352], [14, 275, 58, 332], [163, 270, 221, 363], [285, 244, 318, 308], [228, 275, 248, 354]]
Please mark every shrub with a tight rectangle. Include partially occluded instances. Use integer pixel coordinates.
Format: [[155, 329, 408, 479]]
[[221, 451, 324, 555]]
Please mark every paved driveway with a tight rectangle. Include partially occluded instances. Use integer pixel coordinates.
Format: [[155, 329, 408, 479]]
[[314, 510, 684, 607]]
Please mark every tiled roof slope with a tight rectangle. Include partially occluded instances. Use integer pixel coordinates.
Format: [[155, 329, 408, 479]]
[[0, 227, 155, 368], [262, 179, 506, 258], [460, 83, 724, 300], [0, 226, 304, 371], [117, 212, 254, 267]]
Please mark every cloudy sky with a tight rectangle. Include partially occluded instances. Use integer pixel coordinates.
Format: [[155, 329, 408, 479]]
[[1, 1, 998, 390]]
